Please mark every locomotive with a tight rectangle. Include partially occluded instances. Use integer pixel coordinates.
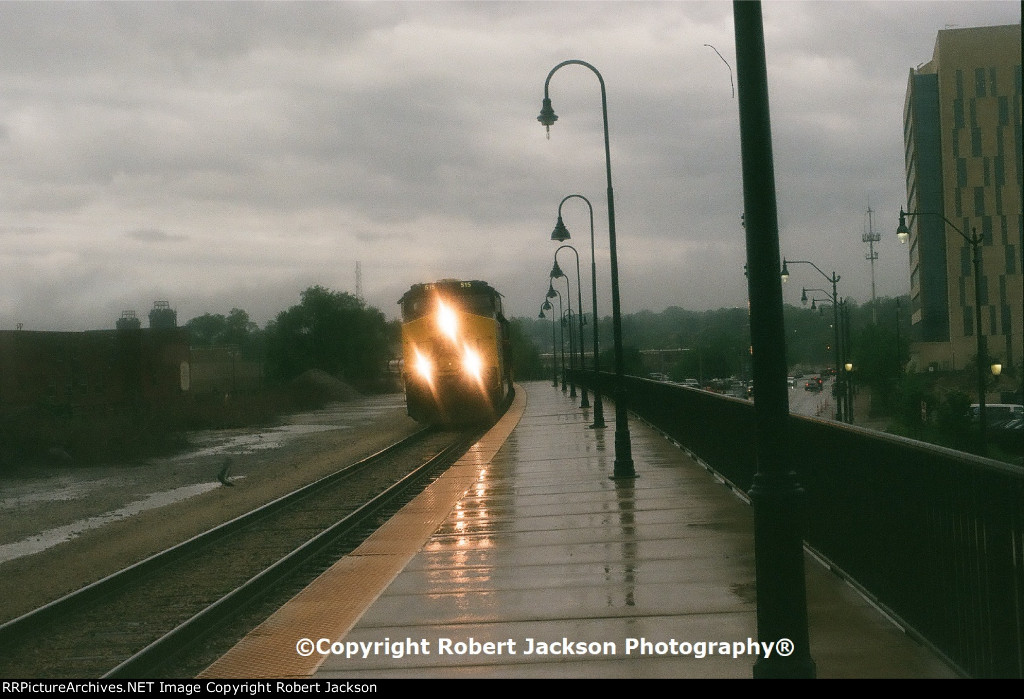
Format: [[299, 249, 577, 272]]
[[398, 280, 513, 424]]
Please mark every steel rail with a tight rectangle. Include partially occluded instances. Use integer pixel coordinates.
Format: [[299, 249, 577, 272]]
[[104, 429, 482, 678], [0, 427, 433, 649]]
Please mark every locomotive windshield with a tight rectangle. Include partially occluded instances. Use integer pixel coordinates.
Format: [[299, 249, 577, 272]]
[[400, 281, 501, 322]]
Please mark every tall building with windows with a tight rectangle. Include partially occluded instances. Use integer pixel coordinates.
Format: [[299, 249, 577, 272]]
[[902, 24, 1022, 372]]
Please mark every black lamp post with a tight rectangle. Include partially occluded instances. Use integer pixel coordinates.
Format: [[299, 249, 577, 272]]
[[562, 307, 577, 396], [553, 245, 590, 409], [783, 258, 844, 421], [734, 1, 815, 677], [806, 292, 853, 425], [546, 282, 566, 392], [539, 301, 557, 387], [539, 59, 633, 478], [898, 208, 988, 451], [551, 257, 577, 399], [553, 195, 605, 427]]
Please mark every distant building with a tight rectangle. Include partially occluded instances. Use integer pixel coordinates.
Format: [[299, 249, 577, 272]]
[[0, 326, 189, 411], [901, 24, 1022, 371], [0, 302, 192, 412]]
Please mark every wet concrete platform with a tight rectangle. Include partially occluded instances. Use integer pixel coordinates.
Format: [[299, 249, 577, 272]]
[[206, 381, 957, 679]]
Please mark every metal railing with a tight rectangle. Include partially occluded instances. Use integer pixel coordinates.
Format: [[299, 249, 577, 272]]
[[578, 371, 1024, 678]]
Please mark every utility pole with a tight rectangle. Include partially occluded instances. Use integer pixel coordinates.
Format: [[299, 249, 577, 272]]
[[863, 207, 880, 325]]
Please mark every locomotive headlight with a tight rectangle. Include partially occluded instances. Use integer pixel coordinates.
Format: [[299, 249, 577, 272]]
[[437, 301, 458, 341], [414, 348, 433, 383], [462, 346, 483, 381]]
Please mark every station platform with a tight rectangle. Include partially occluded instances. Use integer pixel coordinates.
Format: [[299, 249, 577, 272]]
[[202, 381, 957, 679]]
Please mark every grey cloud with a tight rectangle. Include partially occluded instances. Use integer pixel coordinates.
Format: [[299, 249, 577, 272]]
[[126, 228, 188, 243]]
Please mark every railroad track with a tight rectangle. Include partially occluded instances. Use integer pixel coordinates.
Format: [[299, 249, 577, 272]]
[[0, 426, 482, 678]]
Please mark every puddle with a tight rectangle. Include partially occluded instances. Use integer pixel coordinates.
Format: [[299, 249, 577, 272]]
[[0, 393, 410, 565], [171, 423, 347, 461], [0, 479, 116, 510], [0, 482, 224, 564]]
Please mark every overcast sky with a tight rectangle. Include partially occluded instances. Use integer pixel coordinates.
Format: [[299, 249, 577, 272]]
[[1, 1, 1020, 331]]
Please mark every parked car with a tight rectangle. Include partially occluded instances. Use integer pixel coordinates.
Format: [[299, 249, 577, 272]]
[[804, 376, 824, 392]]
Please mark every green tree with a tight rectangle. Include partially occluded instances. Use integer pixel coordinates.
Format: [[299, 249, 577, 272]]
[[185, 308, 263, 358], [265, 286, 392, 384], [507, 318, 545, 380]]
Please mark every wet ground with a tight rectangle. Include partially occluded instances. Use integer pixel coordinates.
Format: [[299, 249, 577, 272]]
[[0, 393, 421, 622]]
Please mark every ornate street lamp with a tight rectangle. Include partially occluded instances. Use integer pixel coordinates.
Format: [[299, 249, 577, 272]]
[[898, 208, 988, 450], [546, 282, 566, 392], [553, 195, 605, 427], [562, 308, 576, 396], [551, 257, 577, 398], [553, 244, 590, 408], [539, 59, 633, 477], [784, 259, 845, 421], [735, 2, 815, 677], [539, 300, 557, 387]]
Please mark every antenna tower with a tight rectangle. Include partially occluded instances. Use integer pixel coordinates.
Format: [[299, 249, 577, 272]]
[[863, 207, 880, 324]]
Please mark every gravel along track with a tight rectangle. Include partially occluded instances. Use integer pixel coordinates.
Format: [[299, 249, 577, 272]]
[[0, 425, 479, 679], [0, 396, 421, 623]]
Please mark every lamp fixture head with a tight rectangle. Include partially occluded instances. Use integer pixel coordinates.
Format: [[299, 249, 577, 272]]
[[896, 209, 911, 244], [550, 259, 565, 279], [537, 97, 558, 138], [551, 216, 570, 242], [780, 258, 790, 283]]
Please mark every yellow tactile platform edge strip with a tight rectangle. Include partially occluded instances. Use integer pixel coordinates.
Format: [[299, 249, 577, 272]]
[[198, 385, 527, 679]]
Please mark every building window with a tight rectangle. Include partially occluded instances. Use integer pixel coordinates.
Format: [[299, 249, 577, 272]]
[[957, 158, 967, 187], [954, 98, 965, 128], [971, 127, 982, 157], [999, 96, 1009, 125], [974, 187, 985, 216], [1002, 305, 1013, 334], [975, 67, 987, 97], [964, 305, 974, 336], [1007, 245, 1017, 274]]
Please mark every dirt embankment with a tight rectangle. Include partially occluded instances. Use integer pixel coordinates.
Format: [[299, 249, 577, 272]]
[[0, 394, 419, 624]]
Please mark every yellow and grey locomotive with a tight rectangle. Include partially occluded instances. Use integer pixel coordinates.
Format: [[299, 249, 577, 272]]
[[399, 280, 512, 424]]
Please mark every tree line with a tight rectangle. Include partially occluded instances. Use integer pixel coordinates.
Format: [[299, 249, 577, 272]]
[[185, 286, 398, 390], [184, 290, 912, 407], [516, 296, 912, 390]]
